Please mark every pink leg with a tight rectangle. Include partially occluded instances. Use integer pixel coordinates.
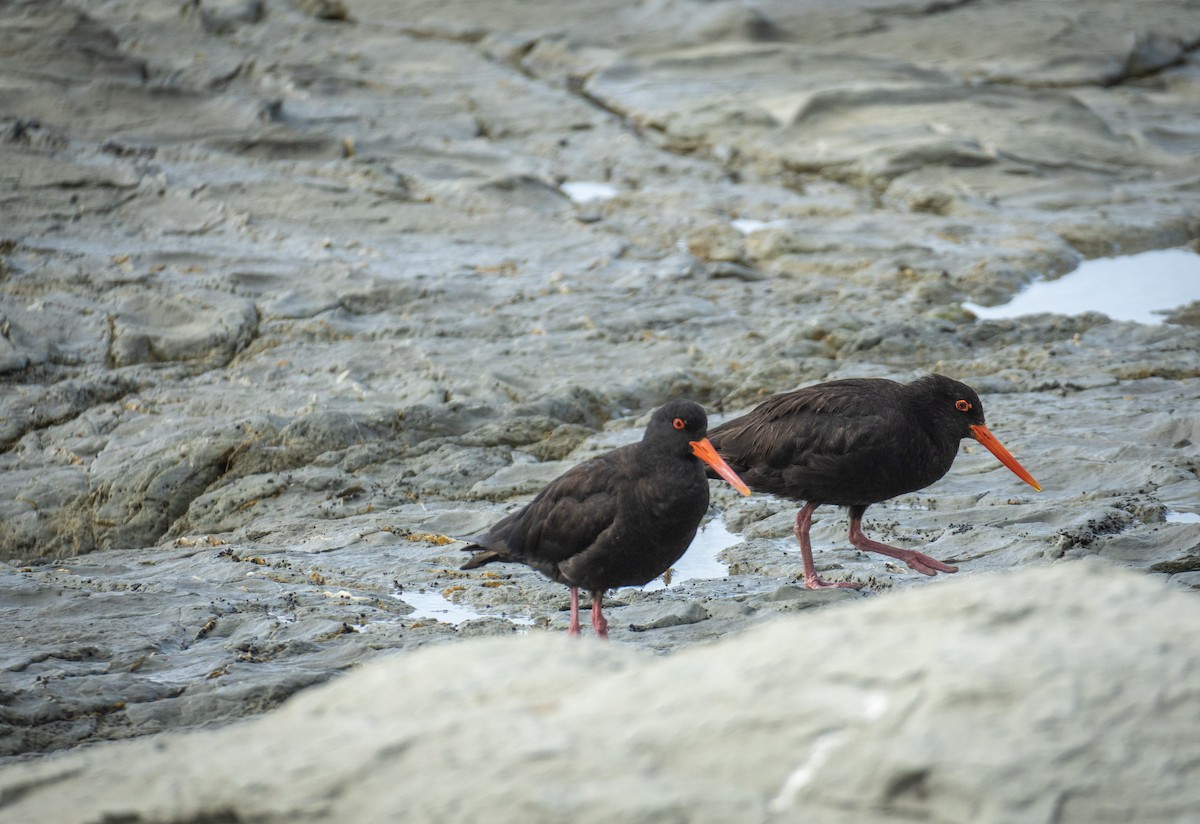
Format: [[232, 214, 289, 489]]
[[567, 586, 581, 636], [847, 505, 958, 576], [795, 502, 862, 590], [590, 590, 609, 640]]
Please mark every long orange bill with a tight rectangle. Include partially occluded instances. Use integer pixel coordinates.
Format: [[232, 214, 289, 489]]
[[969, 424, 1041, 492], [690, 437, 752, 496]]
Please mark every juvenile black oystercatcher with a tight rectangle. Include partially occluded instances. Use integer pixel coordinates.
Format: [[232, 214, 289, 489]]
[[460, 399, 751, 638], [707, 374, 1040, 589]]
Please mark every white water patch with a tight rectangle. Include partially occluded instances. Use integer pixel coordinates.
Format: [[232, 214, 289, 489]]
[[395, 589, 534, 627], [642, 514, 742, 592], [963, 248, 1200, 325], [1166, 510, 1200, 524], [888, 499, 931, 511], [730, 218, 788, 234], [560, 181, 618, 204]]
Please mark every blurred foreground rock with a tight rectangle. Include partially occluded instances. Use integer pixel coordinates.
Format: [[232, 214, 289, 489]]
[[1, 561, 1195, 823]]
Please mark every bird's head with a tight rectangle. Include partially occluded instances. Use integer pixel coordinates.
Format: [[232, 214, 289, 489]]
[[921, 375, 1041, 492], [647, 399, 751, 496]]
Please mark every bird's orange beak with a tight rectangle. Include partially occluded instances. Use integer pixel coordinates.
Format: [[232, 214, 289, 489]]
[[970, 424, 1041, 491], [691, 438, 752, 496]]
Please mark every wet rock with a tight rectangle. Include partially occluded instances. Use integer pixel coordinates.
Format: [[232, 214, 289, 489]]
[[88, 420, 247, 550], [456, 617, 520, 637], [1123, 30, 1190, 79], [392, 504, 502, 541], [0, 298, 111, 372], [394, 444, 519, 500], [186, 0, 266, 35], [0, 466, 94, 560], [108, 290, 258, 368], [624, 601, 709, 631], [290, 0, 353, 21], [469, 459, 575, 501], [753, 584, 859, 612], [700, 597, 755, 620], [1150, 552, 1200, 575], [1162, 300, 1200, 327], [0, 377, 130, 451], [684, 222, 746, 263], [702, 260, 766, 281], [0, 3, 146, 85]]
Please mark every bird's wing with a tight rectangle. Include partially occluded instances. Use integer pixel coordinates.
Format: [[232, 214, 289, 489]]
[[481, 447, 633, 568], [713, 383, 884, 460], [709, 382, 904, 500]]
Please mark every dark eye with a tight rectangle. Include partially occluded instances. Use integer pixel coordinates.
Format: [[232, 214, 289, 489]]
[[672, 417, 686, 430], [955, 399, 972, 412]]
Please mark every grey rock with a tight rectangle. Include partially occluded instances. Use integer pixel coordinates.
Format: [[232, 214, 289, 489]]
[[289, 0, 352, 21], [0, 466, 93, 560], [470, 460, 575, 501], [108, 289, 258, 368], [0, 3, 146, 84], [624, 600, 709, 631], [700, 597, 755, 620], [87, 419, 247, 549], [753, 584, 858, 611], [186, 0, 265, 35]]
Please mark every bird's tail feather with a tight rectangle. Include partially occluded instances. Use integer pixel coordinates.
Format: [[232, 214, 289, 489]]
[[460, 546, 502, 570]]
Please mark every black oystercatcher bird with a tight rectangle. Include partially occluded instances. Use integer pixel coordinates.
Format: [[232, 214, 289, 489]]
[[707, 374, 1040, 590], [460, 399, 751, 638]]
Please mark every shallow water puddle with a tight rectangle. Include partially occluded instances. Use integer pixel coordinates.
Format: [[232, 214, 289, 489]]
[[963, 248, 1200, 324], [394, 589, 534, 627], [560, 181, 618, 204], [730, 218, 789, 234], [888, 500, 931, 511], [641, 514, 742, 592], [1166, 510, 1200, 524]]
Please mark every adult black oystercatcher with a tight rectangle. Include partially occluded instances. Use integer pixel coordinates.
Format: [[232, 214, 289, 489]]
[[460, 399, 751, 638], [707, 374, 1040, 590]]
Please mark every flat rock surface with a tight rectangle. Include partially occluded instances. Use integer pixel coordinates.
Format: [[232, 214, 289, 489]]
[[2, 0, 1199, 811]]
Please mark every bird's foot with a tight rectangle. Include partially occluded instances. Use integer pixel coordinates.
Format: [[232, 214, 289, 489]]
[[873, 551, 955, 578], [802, 573, 863, 591], [895, 549, 958, 576], [847, 521, 958, 577]]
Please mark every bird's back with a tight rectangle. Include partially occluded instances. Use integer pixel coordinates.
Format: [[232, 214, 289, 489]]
[[465, 439, 711, 590], [708, 378, 960, 506]]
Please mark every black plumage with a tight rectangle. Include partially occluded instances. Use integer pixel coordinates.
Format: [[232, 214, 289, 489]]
[[708, 374, 1040, 589], [461, 399, 750, 637]]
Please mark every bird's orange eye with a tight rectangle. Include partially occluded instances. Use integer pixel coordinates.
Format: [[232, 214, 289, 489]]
[[672, 417, 686, 430], [955, 399, 972, 412]]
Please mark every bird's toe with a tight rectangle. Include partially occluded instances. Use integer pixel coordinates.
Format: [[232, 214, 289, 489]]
[[895, 549, 958, 576], [804, 574, 863, 591]]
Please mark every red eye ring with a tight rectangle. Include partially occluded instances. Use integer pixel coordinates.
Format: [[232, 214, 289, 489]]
[[955, 399, 972, 412], [672, 417, 686, 430]]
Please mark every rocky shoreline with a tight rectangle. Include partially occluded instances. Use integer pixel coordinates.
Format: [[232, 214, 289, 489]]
[[2, 1, 1200, 815]]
